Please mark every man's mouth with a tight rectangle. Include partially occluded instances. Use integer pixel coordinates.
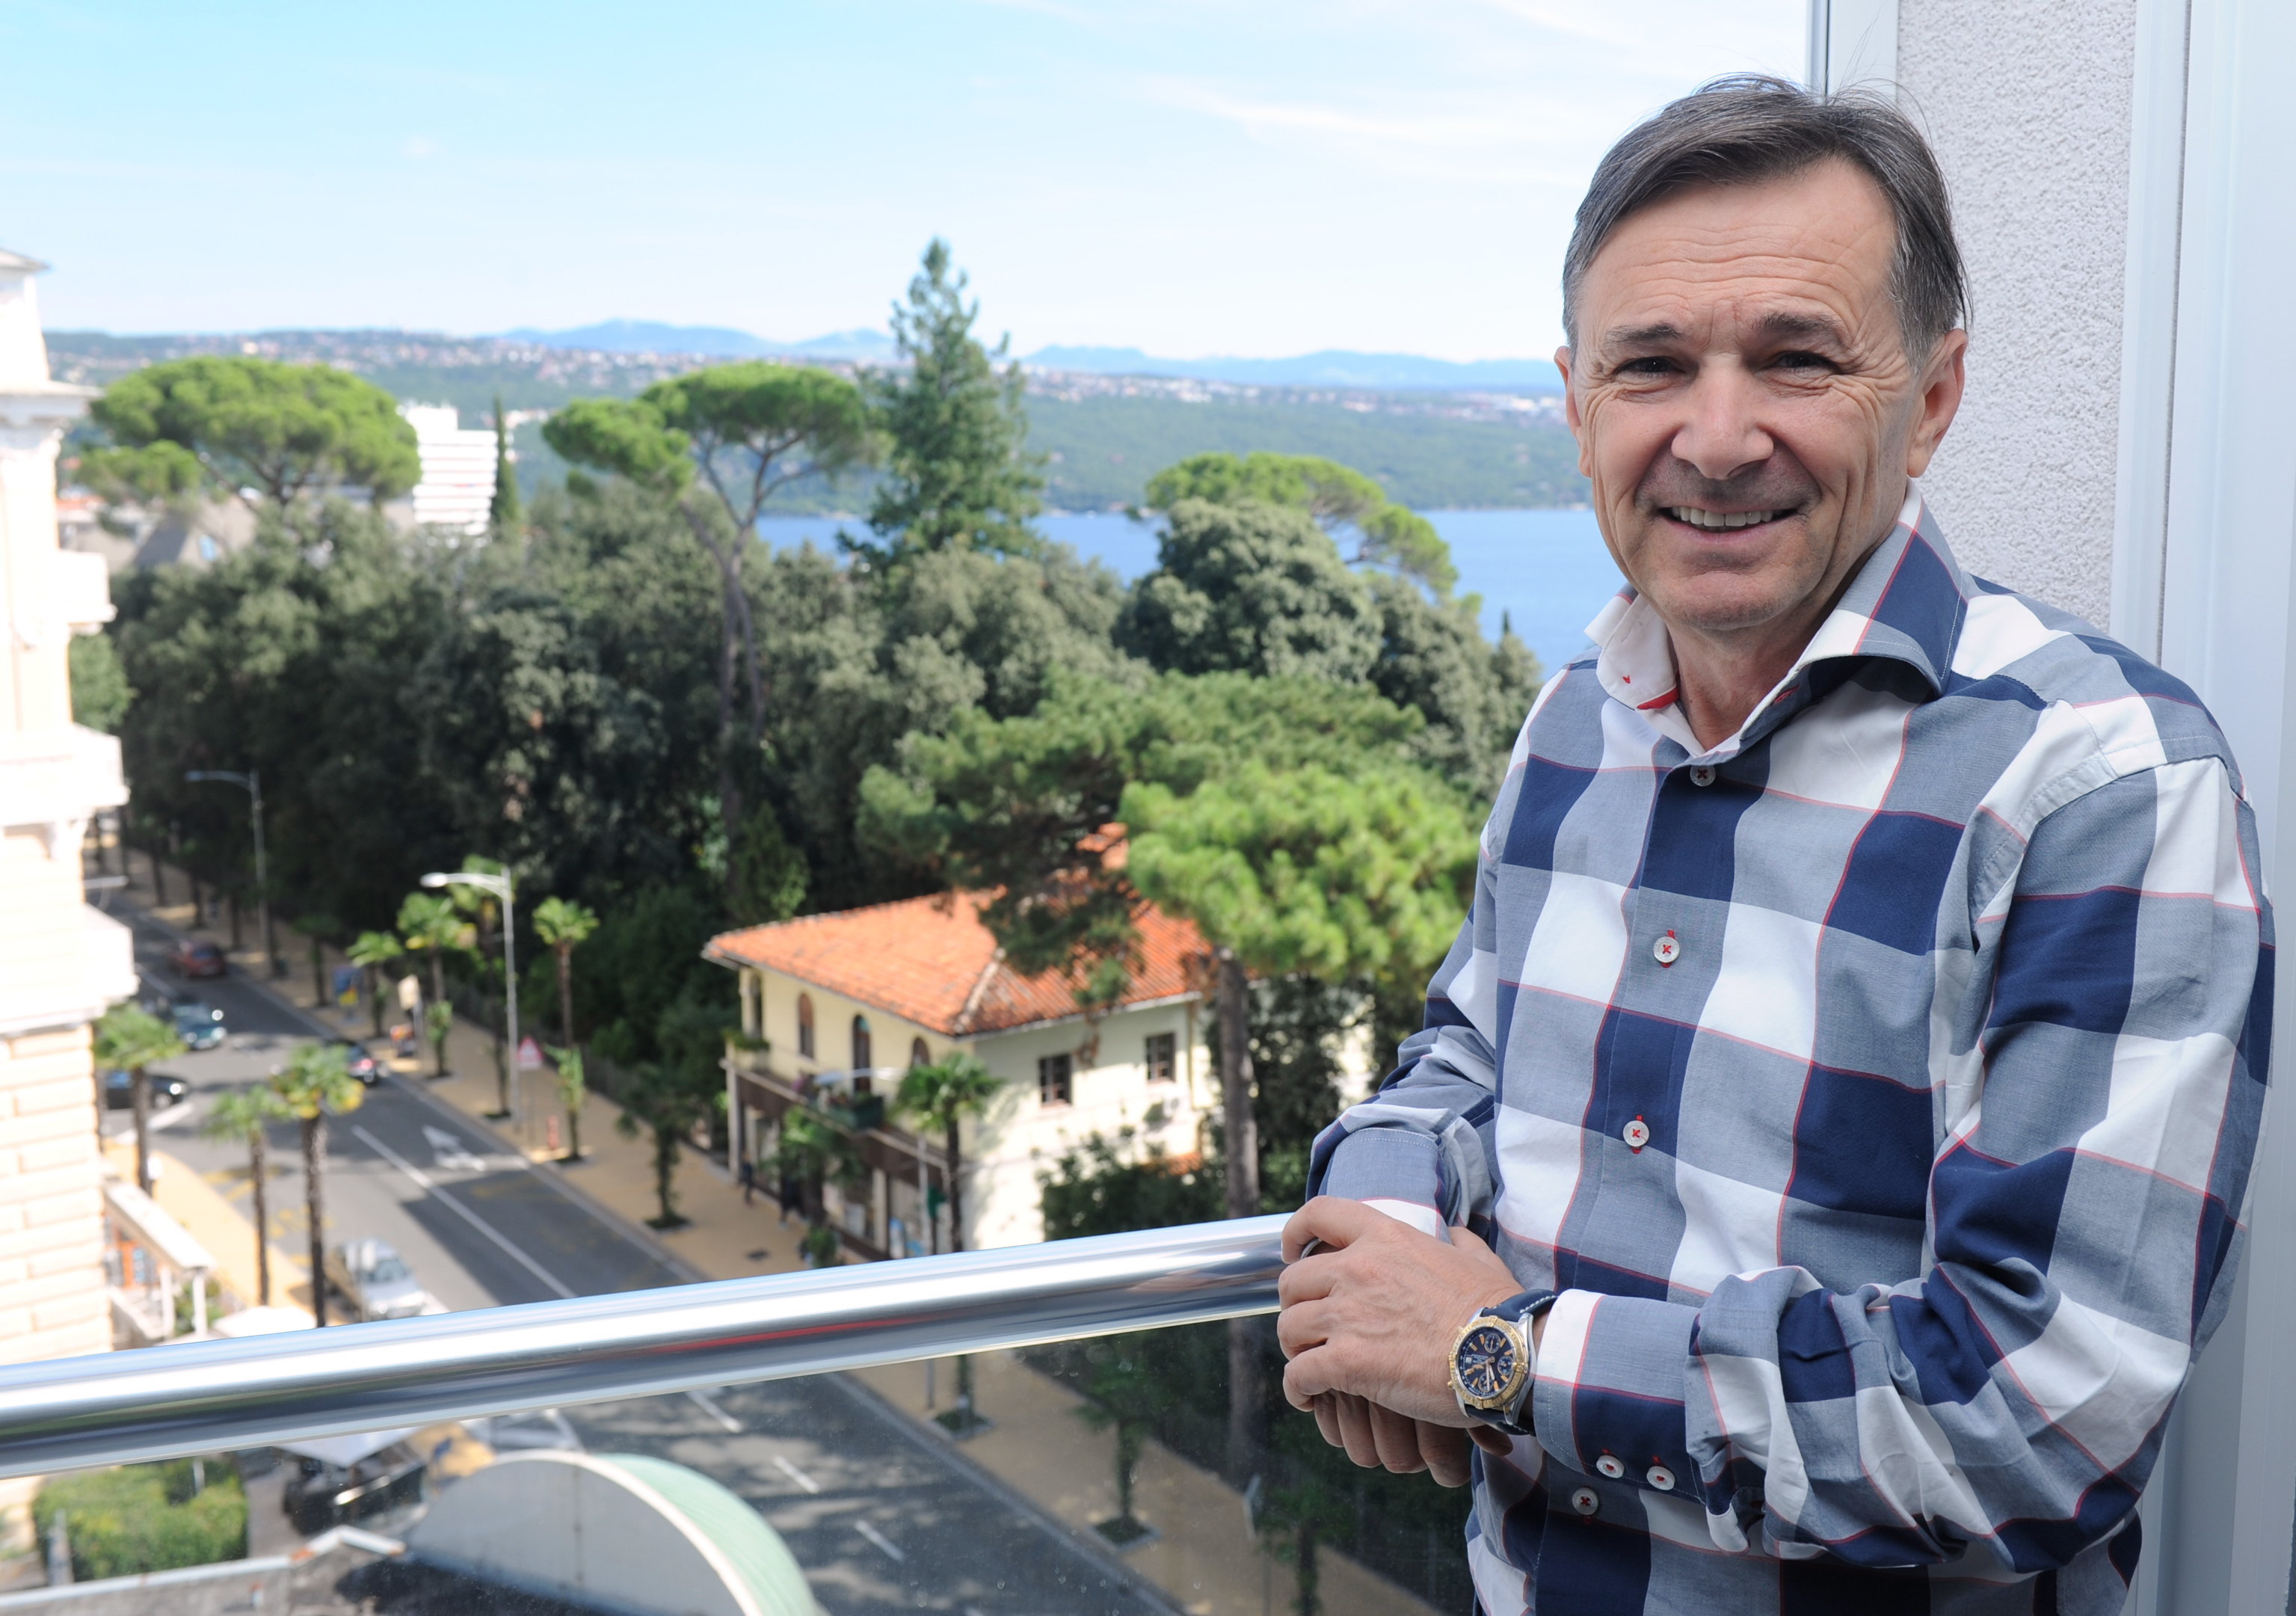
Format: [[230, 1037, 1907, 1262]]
[[1661, 506, 1793, 532]]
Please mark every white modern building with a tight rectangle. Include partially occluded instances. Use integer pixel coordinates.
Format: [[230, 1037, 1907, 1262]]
[[401, 404, 499, 535], [0, 246, 136, 1554], [1807, 1, 2295, 1610]]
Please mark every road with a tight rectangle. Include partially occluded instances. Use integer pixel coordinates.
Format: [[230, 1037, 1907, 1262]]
[[118, 906, 1164, 1616]]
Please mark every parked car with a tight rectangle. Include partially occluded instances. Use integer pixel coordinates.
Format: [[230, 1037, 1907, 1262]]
[[165, 938, 228, 979], [327, 1036, 381, 1086], [170, 999, 227, 1050], [322, 1238, 426, 1321], [282, 1442, 427, 1535], [470, 1408, 582, 1453], [102, 1069, 188, 1111]]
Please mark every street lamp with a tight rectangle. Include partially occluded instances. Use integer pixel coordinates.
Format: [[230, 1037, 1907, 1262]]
[[420, 870, 519, 1133], [184, 769, 279, 979]]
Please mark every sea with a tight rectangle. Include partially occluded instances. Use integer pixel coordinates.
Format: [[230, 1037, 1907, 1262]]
[[754, 507, 1623, 675]]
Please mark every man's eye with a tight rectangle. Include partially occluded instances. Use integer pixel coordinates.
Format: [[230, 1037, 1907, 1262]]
[[1616, 357, 1678, 377], [1772, 351, 1835, 372]]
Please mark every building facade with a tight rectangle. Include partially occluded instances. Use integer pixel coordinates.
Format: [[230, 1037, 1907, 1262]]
[[707, 893, 1225, 1254], [400, 404, 499, 535], [0, 247, 135, 1555]]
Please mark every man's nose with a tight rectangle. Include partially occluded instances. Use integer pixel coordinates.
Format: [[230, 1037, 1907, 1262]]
[[1669, 363, 1775, 484]]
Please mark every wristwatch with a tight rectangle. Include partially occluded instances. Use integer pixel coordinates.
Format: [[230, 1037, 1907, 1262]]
[[1448, 1290, 1556, 1436]]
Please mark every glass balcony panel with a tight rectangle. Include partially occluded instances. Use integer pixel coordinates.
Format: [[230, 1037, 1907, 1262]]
[[4, 1331, 1469, 1615]]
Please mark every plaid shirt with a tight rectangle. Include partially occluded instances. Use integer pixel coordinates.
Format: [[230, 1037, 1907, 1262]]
[[1309, 497, 2271, 1615]]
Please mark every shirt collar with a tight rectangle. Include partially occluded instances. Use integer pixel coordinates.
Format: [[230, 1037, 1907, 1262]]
[[1586, 490, 1969, 758]]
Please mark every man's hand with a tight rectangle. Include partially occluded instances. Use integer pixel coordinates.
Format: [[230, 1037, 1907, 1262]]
[[1277, 1196, 1524, 1434]]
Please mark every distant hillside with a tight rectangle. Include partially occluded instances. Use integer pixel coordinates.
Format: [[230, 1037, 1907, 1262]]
[[499, 320, 896, 361], [43, 329, 1586, 512], [1026, 345, 1563, 393]]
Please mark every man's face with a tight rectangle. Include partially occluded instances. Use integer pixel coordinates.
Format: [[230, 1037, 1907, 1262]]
[[1557, 159, 1965, 645]]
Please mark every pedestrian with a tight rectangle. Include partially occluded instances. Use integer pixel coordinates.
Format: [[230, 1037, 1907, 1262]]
[[738, 1155, 757, 1205], [1277, 76, 2268, 1616], [777, 1173, 798, 1228]]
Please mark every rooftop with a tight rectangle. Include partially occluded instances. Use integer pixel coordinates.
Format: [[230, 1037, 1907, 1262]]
[[705, 891, 1207, 1036]]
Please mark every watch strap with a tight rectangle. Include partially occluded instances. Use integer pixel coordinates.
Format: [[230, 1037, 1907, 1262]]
[[1465, 1291, 1555, 1435]]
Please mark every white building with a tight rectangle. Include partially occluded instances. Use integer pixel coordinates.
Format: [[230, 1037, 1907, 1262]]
[[708, 893, 1228, 1254], [0, 246, 136, 1554], [401, 404, 499, 535]]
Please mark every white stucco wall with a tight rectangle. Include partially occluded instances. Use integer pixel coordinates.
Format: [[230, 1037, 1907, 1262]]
[[1893, 0, 2136, 627]]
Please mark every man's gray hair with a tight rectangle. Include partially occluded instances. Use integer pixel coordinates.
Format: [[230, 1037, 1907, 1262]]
[[1563, 74, 1969, 356]]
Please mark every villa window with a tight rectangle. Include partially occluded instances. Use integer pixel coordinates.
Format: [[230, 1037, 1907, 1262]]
[[852, 1015, 872, 1072], [797, 994, 815, 1059], [1144, 1032, 1176, 1084], [911, 1036, 931, 1068], [1038, 1053, 1073, 1107]]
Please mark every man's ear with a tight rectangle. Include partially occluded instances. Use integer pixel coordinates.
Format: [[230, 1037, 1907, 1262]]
[[1905, 328, 1968, 479], [1555, 345, 1592, 479]]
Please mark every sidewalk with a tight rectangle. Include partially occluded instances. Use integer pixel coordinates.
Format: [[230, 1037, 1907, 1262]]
[[108, 842, 1440, 1616]]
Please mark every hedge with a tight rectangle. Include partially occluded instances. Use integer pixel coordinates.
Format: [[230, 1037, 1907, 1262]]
[[34, 1458, 246, 1581]]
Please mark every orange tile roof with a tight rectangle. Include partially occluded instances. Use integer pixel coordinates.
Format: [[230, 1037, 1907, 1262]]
[[704, 891, 1210, 1036]]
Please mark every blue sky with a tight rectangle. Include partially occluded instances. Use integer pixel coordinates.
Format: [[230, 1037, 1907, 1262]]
[[0, 1, 1801, 360]]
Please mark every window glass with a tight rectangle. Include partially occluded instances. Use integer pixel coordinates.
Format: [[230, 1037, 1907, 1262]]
[[797, 994, 815, 1059], [911, 1036, 931, 1068], [852, 1015, 872, 1072], [1038, 1052, 1073, 1107], [1144, 1032, 1176, 1084]]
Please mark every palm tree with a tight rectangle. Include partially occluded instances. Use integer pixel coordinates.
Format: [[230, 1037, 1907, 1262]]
[[615, 1062, 712, 1229], [396, 893, 465, 1078], [200, 1087, 292, 1306], [93, 1004, 186, 1195], [532, 898, 600, 1054], [1077, 1333, 1180, 1541], [446, 856, 510, 1107], [893, 1054, 1001, 1254], [345, 932, 400, 1039], [545, 1045, 588, 1161], [269, 1042, 364, 1327]]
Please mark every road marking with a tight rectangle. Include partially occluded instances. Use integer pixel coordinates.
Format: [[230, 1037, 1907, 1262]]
[[772, 1454, 820, 1494], [686, 1388, 741, 1433], [351, 1125, 576, 1300], [422, 1124, 488, 1173], [854, 1520, 905, 1562]]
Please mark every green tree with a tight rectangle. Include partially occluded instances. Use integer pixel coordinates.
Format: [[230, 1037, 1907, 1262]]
[[397, 893, 466, 1077], [532, 897, 600, 1054], [615, 1061, 713, 1229], [67, 633, 133, 733], [1255, 1415, 1359, 1616], [443, 856, 512, 1114], [545, 1044, 588, 1161], [1040, 1130, 1219, 1241], [864, 239, 1044, 562], [424, 1002, 455, 1080], [89, 356, 420, 510], [200, 1087, 291, 1306], [1144, 450, 1458, 596], [268, 1042, 364, 1327], [345, 931, 401, 1039], [772, 1107, 862, 1234], [489, 394, 523, 534], [1077, 1333, 1181, 1537], [1116, 500, 1382, 685], [545, 361, 874, 899], [892, 1054, 1003, 1255], [290, 912, 339, 1005], [93, 1004, 185, 1195]]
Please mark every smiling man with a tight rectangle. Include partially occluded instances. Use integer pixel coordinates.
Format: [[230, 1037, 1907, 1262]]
[[1276, 77, 2269, 1613]]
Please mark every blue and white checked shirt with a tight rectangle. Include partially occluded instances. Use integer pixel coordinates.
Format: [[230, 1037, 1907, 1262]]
[[1309, 497, 2271, 1615]]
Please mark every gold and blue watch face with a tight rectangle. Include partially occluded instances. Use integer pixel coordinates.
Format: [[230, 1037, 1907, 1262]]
[[1456, 1323, 1519, 1401]]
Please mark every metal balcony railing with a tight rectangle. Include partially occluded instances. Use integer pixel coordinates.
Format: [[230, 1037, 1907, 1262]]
[[0, 1215, 1288, 1478]]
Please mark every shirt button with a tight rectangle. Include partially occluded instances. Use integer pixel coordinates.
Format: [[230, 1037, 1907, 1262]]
[[1652, 932, 1680, 966], [1571, 1487, 1600, 1517], [1622, 1117, 1650, 1152], [1646, 1464, 1675, 1492], [1690, 766, 1716, 787], [1595, 1454, 1625, 1479]]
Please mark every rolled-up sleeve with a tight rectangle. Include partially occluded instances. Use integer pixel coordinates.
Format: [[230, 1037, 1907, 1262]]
[[1537, 758, 2269, 1570]]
